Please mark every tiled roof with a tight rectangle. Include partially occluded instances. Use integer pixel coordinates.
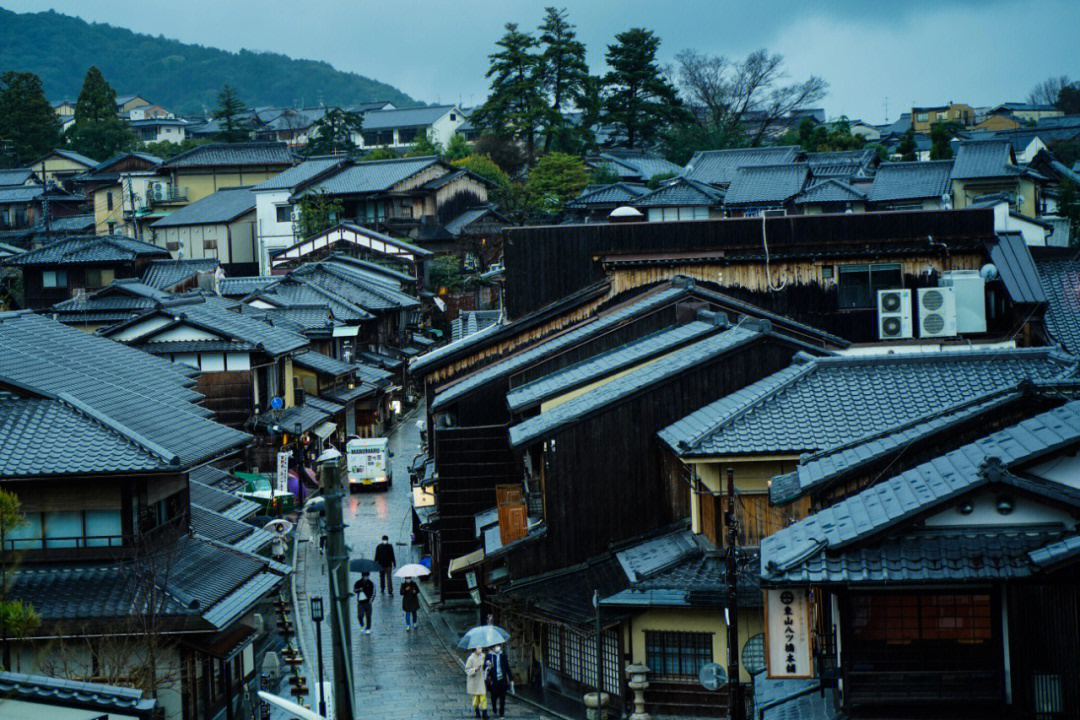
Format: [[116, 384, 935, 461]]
[[754, 675, 843, 720], [450, 310, 502, 342], [290, 260, 420, 312], [251, 155, 351, 191], [361, 105, 455, 130], [866, 160, 953, 202], [218, 276, 276, 297], [794, 179, 866, 205], [247, 278, 374, 322], [0, 312, 249, 466], [683, 147, 801, 187], [770, 384, 1032, 504], [593, 150, 682, 181], [603, 549, 762, 608], [35, 149, 96, 167], [1, 234, 169, 266], [321, 383, 375, 404], [351, 362, 393, 387], [298, 156, 442, 196], [760, 401, 1080, 584], [660, 348, 1076, 458], [510, 325, 763, 448], [141, 258, 220, 290], [152, 186, 256, 227], [431, 287, 687, 412], [565, 182, 649, 208], [0, 395, 175, 476], [189, 478, 258, 521], [0, 671, 156, 718], [293, 351, 355, 378], [506, 320, 721, 412], [252, 402, 330, 434], [951, 141, 1018, 180], [723, 164, 809, 206], [190, 464, 247, 493], [1037, 254, 1080, 355], [8, 533, 287, 630], [52, 279, 167, 318], [636, 177, 723, 207], [160, 142, 295, 168], [306, 395, 344, 415], [501, 554, 629, 626], [805, 149, 877, 180], [445, 204, 507, 236], [191, 504, 273, 554], [0, 185, 75, 203], [241, 304, 337, 334], [0, 168, 35, 185], [990, 232, 1046, 305], [323, 252, 419, 283]]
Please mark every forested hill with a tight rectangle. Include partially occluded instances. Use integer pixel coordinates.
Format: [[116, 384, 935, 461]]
[[0, 7, 419, 114]]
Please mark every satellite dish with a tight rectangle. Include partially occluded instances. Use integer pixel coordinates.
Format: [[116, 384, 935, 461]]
[[980, 263, 999, 281], [698, 662, 728, 690], [270, 396, 284, 410]]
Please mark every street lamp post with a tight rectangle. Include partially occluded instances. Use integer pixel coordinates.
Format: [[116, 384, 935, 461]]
[[310, 595, 326, 718]]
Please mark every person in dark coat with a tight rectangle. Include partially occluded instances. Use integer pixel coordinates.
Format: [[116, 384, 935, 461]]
[[353, 572, 375, 634], [484, 644, 513, 717], [374, 535, 396, 596], [400, 577, 420, 630]]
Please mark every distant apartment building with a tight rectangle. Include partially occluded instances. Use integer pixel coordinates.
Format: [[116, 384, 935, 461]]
[[911, 102, 974, 133]]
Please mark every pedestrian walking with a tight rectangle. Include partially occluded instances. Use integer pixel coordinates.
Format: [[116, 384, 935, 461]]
[[484, 644, 513, 718], [465, 646, 489, 719], [400, 577, 420, 630], [353, 572, 375, 635], [374, 535, 396, 596]]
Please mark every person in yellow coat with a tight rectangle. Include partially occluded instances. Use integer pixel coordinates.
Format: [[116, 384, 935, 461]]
[[465, 646, 489, 719]]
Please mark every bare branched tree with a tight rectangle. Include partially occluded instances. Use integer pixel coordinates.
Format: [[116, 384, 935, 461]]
[[674, 48, 827, 146], [1028, 76, 1072, 107]]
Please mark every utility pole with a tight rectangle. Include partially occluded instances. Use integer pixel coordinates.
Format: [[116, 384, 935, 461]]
[[725, 467, 743, 720], [321, 455, 354, 720]]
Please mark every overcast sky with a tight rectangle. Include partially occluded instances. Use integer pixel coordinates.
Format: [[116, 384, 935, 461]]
[[4, 0, 1079, 124]]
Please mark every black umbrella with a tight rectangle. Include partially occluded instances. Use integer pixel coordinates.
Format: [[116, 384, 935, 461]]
[[349, 558, 381, 573]]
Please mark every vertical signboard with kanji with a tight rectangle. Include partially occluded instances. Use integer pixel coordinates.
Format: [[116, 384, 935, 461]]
[[276, 451, 290, 494], [765, 587, 813, 678]]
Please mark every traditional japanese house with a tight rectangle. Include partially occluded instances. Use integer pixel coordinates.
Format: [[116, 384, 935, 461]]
[[0, 234, 171, 310], [0, 312, 288, 720], [759, 397, 1080, 719], [564, 183, 650, 224]]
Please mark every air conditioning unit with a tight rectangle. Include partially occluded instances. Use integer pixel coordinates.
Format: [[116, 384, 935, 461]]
[[939, 270, 987, 334], [918, 286, 957, 338], [877, 289, 913, 340]]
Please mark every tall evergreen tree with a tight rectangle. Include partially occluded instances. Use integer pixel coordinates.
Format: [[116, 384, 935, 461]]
[[470, 23, 545, 165], [602, 28, 685, 149], [68, 66, 135, 161], [0, 71, 62, 167], [537, 7, 590, 152], [213, 85, 250, 143], [306, 107, 363, 156]]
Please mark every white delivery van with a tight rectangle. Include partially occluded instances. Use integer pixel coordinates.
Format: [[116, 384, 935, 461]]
[[346, 437, 392, 490]]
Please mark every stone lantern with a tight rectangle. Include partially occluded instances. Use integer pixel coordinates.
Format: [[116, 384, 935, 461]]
[[583, 691, 610, 720], [626, 663, 650, 720]]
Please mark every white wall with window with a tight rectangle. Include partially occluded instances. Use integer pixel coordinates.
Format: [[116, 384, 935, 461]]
[[647, 206, 709, 222]]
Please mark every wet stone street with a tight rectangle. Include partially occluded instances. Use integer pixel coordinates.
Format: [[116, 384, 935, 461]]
[[290, 411, 559, 720]]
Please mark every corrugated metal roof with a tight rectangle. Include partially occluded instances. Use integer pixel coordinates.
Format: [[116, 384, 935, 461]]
[[867, 161, 953, 203], [510, 325, 762, 448], [152, 187, 256, 227], [723, 164, 809, 206], [431, 287, 687, 412], [661, 348, 1076, 458], [506, 320, 720, 412], [683, 147, 801, 186]]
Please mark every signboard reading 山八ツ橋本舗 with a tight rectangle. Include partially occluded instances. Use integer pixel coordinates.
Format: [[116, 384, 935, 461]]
[[765, 588, 813, 679]]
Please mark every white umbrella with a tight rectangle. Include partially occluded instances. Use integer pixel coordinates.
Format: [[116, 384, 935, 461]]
[[457, 624, 510, 649], [394, 563, 431, 578], [264, 518, 294, 536]]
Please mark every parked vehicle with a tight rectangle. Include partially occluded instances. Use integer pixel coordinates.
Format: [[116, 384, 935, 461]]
[[346, 437, 392, 490]]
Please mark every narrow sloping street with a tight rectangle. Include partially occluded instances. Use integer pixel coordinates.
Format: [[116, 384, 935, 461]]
[[291, 412, 557, 720]]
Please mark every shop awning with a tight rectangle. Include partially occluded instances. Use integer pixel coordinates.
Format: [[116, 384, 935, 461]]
[[448, 548, 485, 578], [313, 421, 337, 440]]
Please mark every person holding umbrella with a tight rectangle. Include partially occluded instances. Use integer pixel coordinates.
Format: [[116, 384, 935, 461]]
[[465, 646, 489, 719], [400, 576, 420, 630]]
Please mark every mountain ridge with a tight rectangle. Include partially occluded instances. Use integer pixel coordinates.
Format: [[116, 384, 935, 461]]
[[0, 7, 420, 115]]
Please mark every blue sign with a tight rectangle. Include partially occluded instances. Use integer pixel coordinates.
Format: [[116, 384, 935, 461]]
[[270, 396, 284, 410]]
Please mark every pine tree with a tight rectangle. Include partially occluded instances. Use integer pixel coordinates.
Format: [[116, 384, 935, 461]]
[[897, 129, 917, 162], [470, 23, 545, 165], [537, 7, 590, 152], [306, 107, 363, 156], [68, 66, 135, 161], [602, 28, 685, 149], [0, 71, 62, 167], [213, 85, 250, 143]]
